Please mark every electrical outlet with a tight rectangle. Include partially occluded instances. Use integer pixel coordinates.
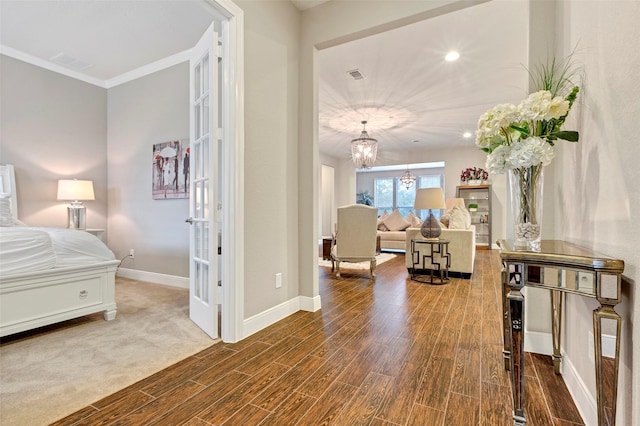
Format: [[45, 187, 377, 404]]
[[275, 273, 282, 288], [129, 249, 135, 259]]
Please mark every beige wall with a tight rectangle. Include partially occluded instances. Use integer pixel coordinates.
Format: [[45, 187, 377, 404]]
[[0, 55, 108, 230], [106, 63, 190, 276], [235, 0, 301, 316], [553, 2, 639, 424]]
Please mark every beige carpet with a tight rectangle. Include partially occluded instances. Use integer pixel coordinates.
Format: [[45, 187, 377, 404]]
[[318, 252, 396, 269], [0, 278, 217, 426]]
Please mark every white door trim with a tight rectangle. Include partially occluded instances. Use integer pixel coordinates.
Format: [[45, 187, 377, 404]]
[[205, 0, 244, 343]]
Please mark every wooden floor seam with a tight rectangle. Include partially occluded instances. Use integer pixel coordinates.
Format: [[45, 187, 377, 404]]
[[51, 250, 586, 426]]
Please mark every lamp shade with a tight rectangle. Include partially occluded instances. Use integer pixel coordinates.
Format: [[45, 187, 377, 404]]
[[445, 197, 465, 210], [57, 179, 95, 201], [414, 188, 446, 210]]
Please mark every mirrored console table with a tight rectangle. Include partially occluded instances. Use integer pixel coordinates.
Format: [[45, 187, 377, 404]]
[[498, 240, 624, 426]]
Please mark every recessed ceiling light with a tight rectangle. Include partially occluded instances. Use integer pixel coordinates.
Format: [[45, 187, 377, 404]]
[[445, 51, 460, 62], [463, 132, 472, 138], [412, 140, 420, 143]]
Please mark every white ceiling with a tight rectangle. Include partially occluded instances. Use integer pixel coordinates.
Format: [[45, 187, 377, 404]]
[[290, 0, 330, 11], [0, 0, 531, 162], [0, 0, 219, 82], [319, 0, 531, 162]]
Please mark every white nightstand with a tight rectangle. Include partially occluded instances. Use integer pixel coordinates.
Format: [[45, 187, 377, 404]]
[[84, 228, 105, 241]]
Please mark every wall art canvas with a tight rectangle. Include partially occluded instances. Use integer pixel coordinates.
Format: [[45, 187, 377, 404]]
[[152, 139, 190, 199]]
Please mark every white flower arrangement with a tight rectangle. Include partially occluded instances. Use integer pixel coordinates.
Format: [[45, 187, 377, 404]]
[[476, 89, 578, 174], [475, 53, 582, 249]]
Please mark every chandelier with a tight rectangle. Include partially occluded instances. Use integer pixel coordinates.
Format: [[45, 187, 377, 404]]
[[400, 167, 416, 189], [351, 120, 378, 169]]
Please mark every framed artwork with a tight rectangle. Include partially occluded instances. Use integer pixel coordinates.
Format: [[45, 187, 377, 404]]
[[152, 139, 190, 199]]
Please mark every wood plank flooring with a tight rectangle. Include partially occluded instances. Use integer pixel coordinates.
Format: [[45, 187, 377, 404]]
[[53, 250, 584, 425]]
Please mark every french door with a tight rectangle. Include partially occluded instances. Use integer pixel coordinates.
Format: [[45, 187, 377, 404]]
[[188, 22, 219, 339]]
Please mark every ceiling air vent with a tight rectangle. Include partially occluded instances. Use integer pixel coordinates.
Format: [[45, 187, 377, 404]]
[[346, 69, 365, 80], [50, 53, 92, 71]]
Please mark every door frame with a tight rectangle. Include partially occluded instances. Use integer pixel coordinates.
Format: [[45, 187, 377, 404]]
[[205, 0, 244, 343]]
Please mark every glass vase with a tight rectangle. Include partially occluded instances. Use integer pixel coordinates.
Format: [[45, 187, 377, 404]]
[[509, 165, 544, 251]]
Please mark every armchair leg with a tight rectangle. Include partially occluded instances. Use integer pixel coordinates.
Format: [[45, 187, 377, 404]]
[[336, 261, 341, 278], [370, 259, 377, 280]]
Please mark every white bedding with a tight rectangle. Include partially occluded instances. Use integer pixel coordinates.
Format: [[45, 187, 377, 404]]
[[0, 227, 116, 276]]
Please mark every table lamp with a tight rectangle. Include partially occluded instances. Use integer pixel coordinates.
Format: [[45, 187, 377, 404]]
[[57, 179, 95, 229], [414, 187, 446, 239]]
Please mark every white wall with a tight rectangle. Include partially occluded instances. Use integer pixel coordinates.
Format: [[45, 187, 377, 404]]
[[553, 2, 639, 424], [0, 55, 108, 230], [235, 0, 301, 317], [107, 63, 190, 276]]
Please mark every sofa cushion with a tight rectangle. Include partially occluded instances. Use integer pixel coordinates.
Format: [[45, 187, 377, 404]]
[[377, 230, 406, 241], [383, 209, 411, 231]]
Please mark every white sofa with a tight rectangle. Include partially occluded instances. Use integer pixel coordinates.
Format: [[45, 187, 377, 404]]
[[377, 230, 407, 251], [405, 226, 476, 278]]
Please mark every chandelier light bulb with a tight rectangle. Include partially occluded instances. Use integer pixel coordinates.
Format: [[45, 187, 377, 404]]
[[350, 120, 378, 169], [445, 51, 460, 62]]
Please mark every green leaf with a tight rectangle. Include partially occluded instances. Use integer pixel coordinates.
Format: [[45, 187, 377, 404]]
[[489, 135, 504, 152], [553, 130, 579, 142], [509, 124, 529, 136]]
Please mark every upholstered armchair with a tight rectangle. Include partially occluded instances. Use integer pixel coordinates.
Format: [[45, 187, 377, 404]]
[[331, 204, 378, 279]]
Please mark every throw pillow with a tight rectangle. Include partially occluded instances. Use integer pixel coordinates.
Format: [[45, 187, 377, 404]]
[[448, 206, 469, 229], [377, 210, 389, 231], [383, 209, 411, 231], [461, 207, 472, 229], [406, 211, 422, 227], [440, 212, 450, 229]]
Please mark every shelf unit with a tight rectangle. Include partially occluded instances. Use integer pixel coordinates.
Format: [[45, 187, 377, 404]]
[[456, 184, 491, 249]]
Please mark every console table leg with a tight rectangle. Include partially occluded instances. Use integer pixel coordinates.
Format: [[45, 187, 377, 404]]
[[502, 266, 511, 370], [509, 287, 526, 425], [550, 290, 563, 374], [593, 305, 621, 426]]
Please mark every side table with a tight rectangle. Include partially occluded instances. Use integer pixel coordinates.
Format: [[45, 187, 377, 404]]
[[410, 238, 451, 284], [85, 228, 105, 241], [498, 239, 625, 426], [322, 237, 332, 260]]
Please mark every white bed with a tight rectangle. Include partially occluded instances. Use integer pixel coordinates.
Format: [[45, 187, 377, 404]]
[[0, 165, 120, 337]]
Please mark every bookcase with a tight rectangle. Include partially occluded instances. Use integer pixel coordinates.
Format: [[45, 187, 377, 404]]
[[456, 184, 491, 249]]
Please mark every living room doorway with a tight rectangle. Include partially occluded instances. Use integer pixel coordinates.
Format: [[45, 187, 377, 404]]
[[320, 164, 336, 239]]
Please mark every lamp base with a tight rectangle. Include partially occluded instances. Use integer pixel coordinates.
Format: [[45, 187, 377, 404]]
[[67, 203, 86, 229], [420, 211, 442, 239]]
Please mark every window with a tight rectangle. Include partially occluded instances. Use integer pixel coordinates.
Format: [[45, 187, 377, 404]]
[[396, 180, 416, 217], [374, 178, 393, 216], [417, 174, 444, 220], [374, 174, 444, 218]]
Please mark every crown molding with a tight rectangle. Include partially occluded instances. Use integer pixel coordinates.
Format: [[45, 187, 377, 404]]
[[0, 45, 106, 88], [104, 50, 191, 88], [0, 44, 191, 89]]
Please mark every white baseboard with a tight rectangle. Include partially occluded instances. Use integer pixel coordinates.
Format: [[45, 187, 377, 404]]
[[300, 295, 322, 312], [524, 330, 553, 355], [242, 297, 302, 339], [116, 268, 189, 289], [561, 352, 598, 426], [117, 269, 323, 339]]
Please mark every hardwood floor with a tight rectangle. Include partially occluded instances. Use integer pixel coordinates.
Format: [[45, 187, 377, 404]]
[[53, 250, 584, 425]]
